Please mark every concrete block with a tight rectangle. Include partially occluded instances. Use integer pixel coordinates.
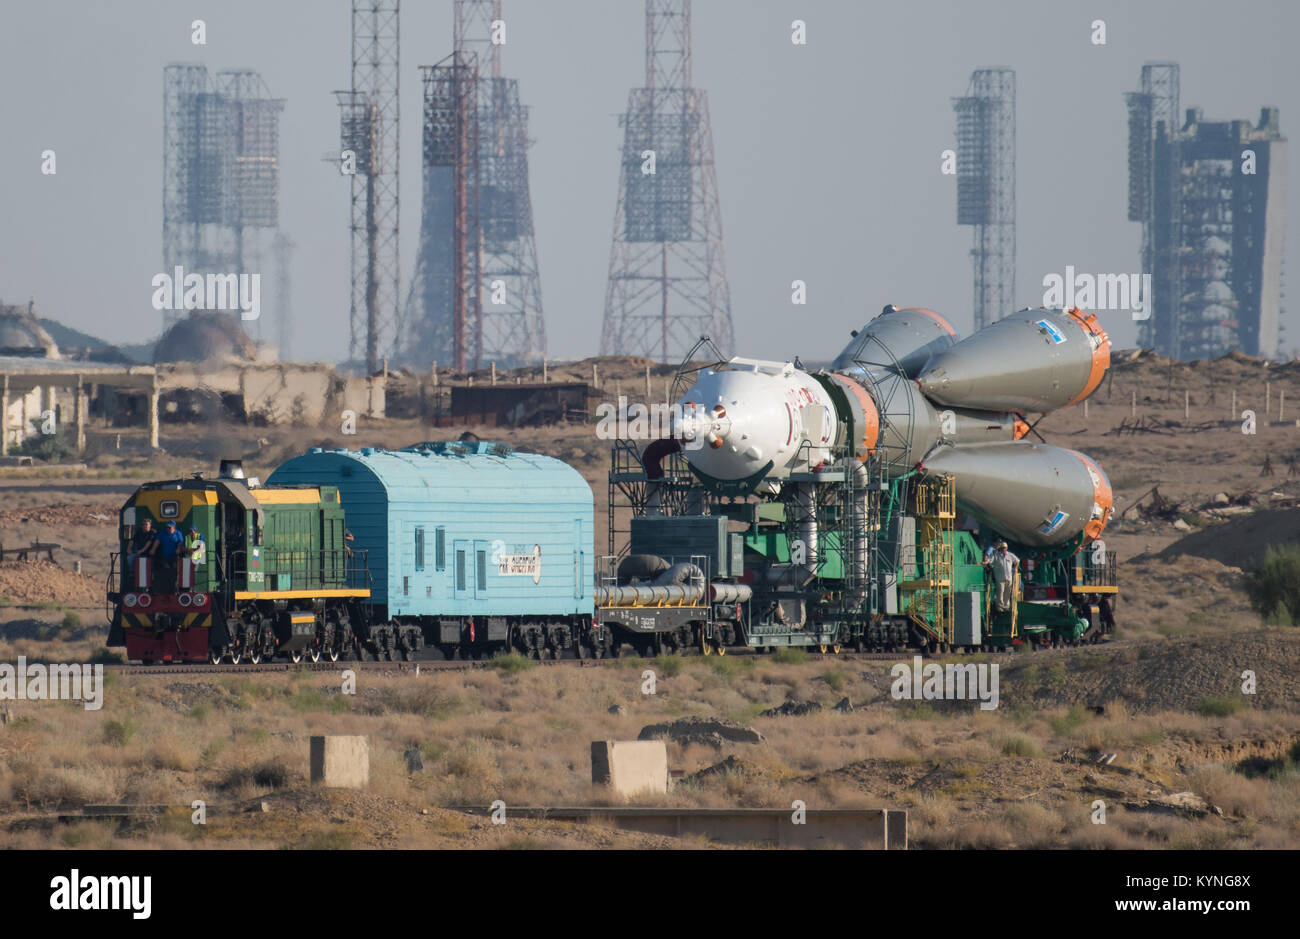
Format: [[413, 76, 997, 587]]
[[310, 735, 369, 789], [591, 740, 668, 797]]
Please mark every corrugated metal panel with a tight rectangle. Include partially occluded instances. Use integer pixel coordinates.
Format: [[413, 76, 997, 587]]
[[630, 515, 729, 579], [954, 591, 982, 645], [267, 441, 594, 616]]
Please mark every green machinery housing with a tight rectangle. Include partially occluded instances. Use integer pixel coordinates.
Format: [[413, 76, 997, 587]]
[[609, 438, 1116, 652]]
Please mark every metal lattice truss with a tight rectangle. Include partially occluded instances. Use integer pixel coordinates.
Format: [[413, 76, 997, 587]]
[[1125, 63, 1182, 353], [336, 0, 400, 374], [403, 0, 547, 371], [601, 0, 734, 364], [162, 64, 284, 333], [405, 54, 480, 371], [953, 68, 1015, 331]]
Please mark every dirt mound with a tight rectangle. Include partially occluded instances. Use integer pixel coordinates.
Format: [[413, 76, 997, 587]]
[[687, 755, 769, 781], [1158, 506, 1300, 569], [1120, 553, 1255, 633], [0, 560, 102, 607], [998, 629, 1300, 713], [638, 716, 764, 747], [0, 503, 119, 529]]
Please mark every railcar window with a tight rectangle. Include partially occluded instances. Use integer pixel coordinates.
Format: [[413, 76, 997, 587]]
[[476, 550, 487, 592], [435, 527, 446, 570], [456, 550, 466, 592], [414, 527, 425, 571]]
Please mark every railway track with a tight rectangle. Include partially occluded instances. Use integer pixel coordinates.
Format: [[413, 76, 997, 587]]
[[106, 648, 1015, 676]]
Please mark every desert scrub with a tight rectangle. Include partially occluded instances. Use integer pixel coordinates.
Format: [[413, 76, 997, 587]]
[[102, 717, 138, 746], [1245, 543, 1300, 625], [820, 668, 847, 692], [651, 654, 683, 678], [706, 655, 756, 677], [1197, 696, 1246, 717], [994, 732, 1042, 758], [488, 652, 536, 673], [1049, 705, 1090, 737], [771, 648, 807, 665], [290, 687, 327, 712]]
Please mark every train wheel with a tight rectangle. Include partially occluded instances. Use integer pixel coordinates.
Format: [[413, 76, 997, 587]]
[[818, 643, 828, 654], [575, 641, 589, 660], [308, 647, 322, 664], [209, 649, 223, 665], [327, 646, 340, 662], [248, 646, 263, 665], [700, 632, 713, 656], [831, 643, 841, 654], [715, 642, 726, 657], [229, 649, 243, 665], [289, 649, 303, 664]]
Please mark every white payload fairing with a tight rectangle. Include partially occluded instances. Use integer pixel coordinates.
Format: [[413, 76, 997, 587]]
[[671, 306, 1114, 548]]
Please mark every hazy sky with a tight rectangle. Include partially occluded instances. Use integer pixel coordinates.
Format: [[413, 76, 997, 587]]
[[2, 0, 1297, 365]]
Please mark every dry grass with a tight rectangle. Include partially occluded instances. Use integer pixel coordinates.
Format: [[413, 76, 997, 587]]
[[0, 646, 1297, 849]]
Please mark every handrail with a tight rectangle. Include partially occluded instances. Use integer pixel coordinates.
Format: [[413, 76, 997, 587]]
[[229, 547, 372, 592]]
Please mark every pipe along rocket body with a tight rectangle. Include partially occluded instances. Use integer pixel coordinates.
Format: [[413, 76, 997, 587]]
[[672, 306, 1113, 549]]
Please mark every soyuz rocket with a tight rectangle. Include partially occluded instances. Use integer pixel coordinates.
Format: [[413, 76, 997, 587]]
[[671, 306, 1114, 549]]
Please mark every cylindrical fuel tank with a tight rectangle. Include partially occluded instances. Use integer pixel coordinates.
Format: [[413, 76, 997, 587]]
[[827, 370, 1024, 474], [832, 306, 960, 378], [920, 442, 1113, 547], [916, 308, 1110, 413]]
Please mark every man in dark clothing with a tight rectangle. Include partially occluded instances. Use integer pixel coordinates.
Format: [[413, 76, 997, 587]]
[[155, 519, 186, 593], [127, 518, 158, 589]]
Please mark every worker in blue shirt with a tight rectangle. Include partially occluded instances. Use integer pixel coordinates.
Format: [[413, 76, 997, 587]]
[[156, 519, 186, 592]]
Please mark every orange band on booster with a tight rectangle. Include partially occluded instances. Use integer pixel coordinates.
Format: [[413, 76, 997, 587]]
[[829, 373, 880, 456], [900, 307, 959, 337], [1064, 308, 1111, 407]]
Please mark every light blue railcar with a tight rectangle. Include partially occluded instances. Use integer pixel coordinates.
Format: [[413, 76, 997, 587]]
[[267, 441, 595, 658]]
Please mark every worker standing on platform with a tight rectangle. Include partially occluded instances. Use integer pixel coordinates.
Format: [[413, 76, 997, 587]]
[[984, 540, 1020, 613], [185, 525, 206, 566], [156, 519, 185, 592], [127, 518, 158, 589]]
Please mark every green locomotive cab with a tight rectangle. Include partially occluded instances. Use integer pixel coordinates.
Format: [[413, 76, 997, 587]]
[[107, 462, 371, 664]]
